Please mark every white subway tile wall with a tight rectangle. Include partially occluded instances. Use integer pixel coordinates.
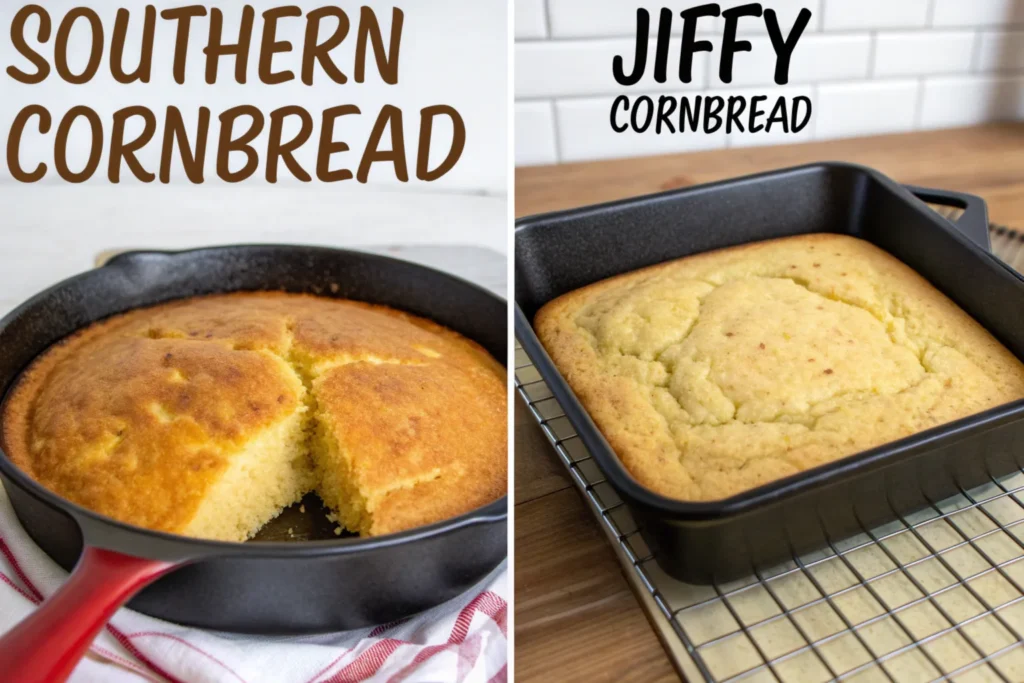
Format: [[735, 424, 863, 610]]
[[873, 31, 976, 77], [516, 0, 549, 38], [932, 0, 1024, 27], [815, 80, 920, 139], [706, 34, 872, 87], [515, 102, 559, 165], [516, 0, 1024, 165], [821, 0, 930, 31], [919, 74, 1024, 129], [517, 39, 711, 98], [977, 29, 1024, 71]]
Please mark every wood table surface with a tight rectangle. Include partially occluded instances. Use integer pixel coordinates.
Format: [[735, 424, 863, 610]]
[[512, 123, 1024, 683]]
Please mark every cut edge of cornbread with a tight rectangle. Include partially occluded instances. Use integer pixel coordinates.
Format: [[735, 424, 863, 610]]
[[312, 410, 373, 536], [288, 339, 378, 538], [183, 405, 315, 541]]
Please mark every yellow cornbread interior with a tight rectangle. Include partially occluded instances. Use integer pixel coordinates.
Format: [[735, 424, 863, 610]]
[[184, 402, 314, 541], [536, 234, 1024, 503], [289, 347, 375, 537], [169, 345, 435, 541], [2, 293, 508, 542]]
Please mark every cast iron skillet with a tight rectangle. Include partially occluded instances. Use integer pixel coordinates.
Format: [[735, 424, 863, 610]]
[[0, 245, 509, 682]]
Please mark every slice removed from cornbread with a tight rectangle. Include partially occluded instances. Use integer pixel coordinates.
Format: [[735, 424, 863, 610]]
[[312, 360, 508, 537], [1, 293, 507, 542], [184, 394, 316, 541]]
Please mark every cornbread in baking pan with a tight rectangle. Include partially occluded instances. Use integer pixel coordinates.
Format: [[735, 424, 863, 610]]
[[2, 293, 507, 541], [535, 234, 1024, 502]]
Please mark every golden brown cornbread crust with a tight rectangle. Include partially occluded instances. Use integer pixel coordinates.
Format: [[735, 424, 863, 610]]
[[536, 234, 1024, 502], [2, 292, 506, 538]]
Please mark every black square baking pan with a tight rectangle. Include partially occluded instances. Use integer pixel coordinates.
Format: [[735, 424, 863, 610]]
[[515, 162, 1024, 584]]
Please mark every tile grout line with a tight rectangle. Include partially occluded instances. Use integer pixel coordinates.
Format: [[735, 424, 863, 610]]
[[971, 29, 985, 73], [514, 67, 1024, 105], [810, 83, 820, 140], [514, 26, 1024, 44], [548, 100, 564, 164], [913, 75, 925, 131], [867, 30, 878, 78], [516, 25, 1024, 47], [540, 1, 561, 162]]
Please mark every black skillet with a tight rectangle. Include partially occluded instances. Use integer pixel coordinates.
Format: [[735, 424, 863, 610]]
[[0, 245, 508, 682]]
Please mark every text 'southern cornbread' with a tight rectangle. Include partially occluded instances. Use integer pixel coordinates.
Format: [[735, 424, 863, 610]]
[[536, 234, 1024, 502], [2, 293, 507, 541]]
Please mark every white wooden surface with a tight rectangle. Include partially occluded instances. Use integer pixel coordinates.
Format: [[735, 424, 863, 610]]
[[0, 184, 507, 317]]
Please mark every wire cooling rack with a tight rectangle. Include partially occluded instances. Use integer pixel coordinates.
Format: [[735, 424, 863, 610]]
[[515, 223, 1024, 683]]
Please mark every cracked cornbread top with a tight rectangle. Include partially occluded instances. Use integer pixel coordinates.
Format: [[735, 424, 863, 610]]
[[1, 292, 507, 539], [535, 234, 1024, 502]]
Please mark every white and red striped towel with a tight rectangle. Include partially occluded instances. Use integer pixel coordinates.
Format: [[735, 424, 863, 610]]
[[0, 487, 508, 683]]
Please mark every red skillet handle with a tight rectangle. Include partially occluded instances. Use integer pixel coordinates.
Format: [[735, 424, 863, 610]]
[[0, 546, 175, 683]]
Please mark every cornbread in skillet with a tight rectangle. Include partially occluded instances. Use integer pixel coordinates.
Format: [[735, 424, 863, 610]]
[[535, 234, 1024, 502], [2, 293, 506, 541]]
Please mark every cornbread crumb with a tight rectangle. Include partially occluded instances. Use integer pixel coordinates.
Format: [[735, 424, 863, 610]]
[[2, 293, 507, 541], [299, 504, 306, 513], [536, 234, 1024, 502]]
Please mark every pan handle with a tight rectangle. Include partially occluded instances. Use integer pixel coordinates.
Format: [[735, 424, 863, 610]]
[[0, 547, 175, 683], [904, 185, 991, 251]]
